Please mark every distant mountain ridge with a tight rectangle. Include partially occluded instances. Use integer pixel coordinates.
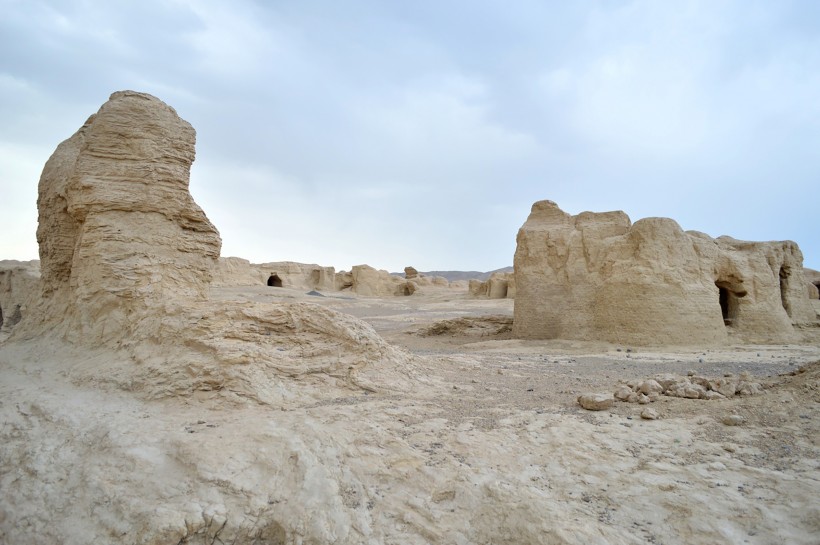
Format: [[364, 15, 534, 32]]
[[390, 266, 513, 282]]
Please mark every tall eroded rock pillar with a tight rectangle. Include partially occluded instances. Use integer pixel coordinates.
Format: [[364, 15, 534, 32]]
[[34, 91, 221, 342]]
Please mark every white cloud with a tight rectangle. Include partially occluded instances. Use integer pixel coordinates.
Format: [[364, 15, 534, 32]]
[[179, 1, 289, 77], [344, 74, 540, 187], [0, 0, 818, 270]]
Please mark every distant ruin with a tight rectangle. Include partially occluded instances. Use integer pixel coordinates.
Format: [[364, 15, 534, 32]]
[[513, 200, 815, 345], [211, 258, 458, 296], [0, 260, 39, 337], [805, 267, 820, 300], [468, 271, 515, 299]]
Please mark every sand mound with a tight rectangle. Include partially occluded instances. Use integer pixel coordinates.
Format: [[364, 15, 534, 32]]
[[417, 315, 513, 337]]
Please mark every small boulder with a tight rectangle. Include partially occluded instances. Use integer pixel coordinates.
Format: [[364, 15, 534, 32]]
[[654, 374, 679, 391], [722, 415, 745, 426], [690, 376, 711, 389], [709, 378, 738, 398], [683, 384, 705, 399], [638, 379, 663, 396], [640, 408, 659, 420], [666, 383, 688, 398], [614, 386, 633, 401], [737, 382, 764, 396], [577, 393, 614, 411]]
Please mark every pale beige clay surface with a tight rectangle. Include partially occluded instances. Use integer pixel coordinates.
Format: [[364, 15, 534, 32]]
[[2, 91, 819, 544], [2, 289, 820, 544]]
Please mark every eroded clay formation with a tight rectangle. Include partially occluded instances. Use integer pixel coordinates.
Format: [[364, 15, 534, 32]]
[[804, 267, 820, 301], [13, 91, 411, 403], [468, 271, 516, 299], [0, 260, 39, 336], [513, 200, 815, 345]]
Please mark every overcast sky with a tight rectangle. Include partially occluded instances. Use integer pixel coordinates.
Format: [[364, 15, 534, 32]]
[[1, 0, 818, 272]]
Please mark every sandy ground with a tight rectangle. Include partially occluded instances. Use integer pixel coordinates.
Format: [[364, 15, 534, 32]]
[[1, 285, 819, 544]]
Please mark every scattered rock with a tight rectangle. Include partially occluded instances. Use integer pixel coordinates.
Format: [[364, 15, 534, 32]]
[[611, 370, 769, 404], [577, 393, 614, 411], [654, 374, 679, 390], [683, 384, 705, 399], [614, 386, 633, 401], [640, 408, 659, 420], [711, 378, 739, 398], [737, 382, 764, 396], [690, 376, 711, 389], [638, 379, 663, 395], [722, 415, 745, 426]]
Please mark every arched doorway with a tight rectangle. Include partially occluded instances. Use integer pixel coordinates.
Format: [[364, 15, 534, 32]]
[[718, 285, 730, 321], [267, 274, 283, 287], [715, 281, 746, 326]]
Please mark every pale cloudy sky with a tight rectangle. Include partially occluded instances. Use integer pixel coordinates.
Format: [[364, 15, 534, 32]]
[[1, 0, 818, 272]]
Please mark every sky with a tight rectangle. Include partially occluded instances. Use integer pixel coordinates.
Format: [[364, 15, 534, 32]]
[[1, 0, 818, 272]]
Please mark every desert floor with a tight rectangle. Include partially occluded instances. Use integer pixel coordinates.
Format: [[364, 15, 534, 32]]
[[1, 285, 819, 544]]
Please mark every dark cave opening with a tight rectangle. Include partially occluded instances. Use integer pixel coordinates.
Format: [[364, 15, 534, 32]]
[[779, 266, 792, 317], [715, 281, 746, 326]]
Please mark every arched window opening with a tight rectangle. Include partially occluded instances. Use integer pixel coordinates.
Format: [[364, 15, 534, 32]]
[[310, 269, 322, 289], [267, 274, 283, 287]]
